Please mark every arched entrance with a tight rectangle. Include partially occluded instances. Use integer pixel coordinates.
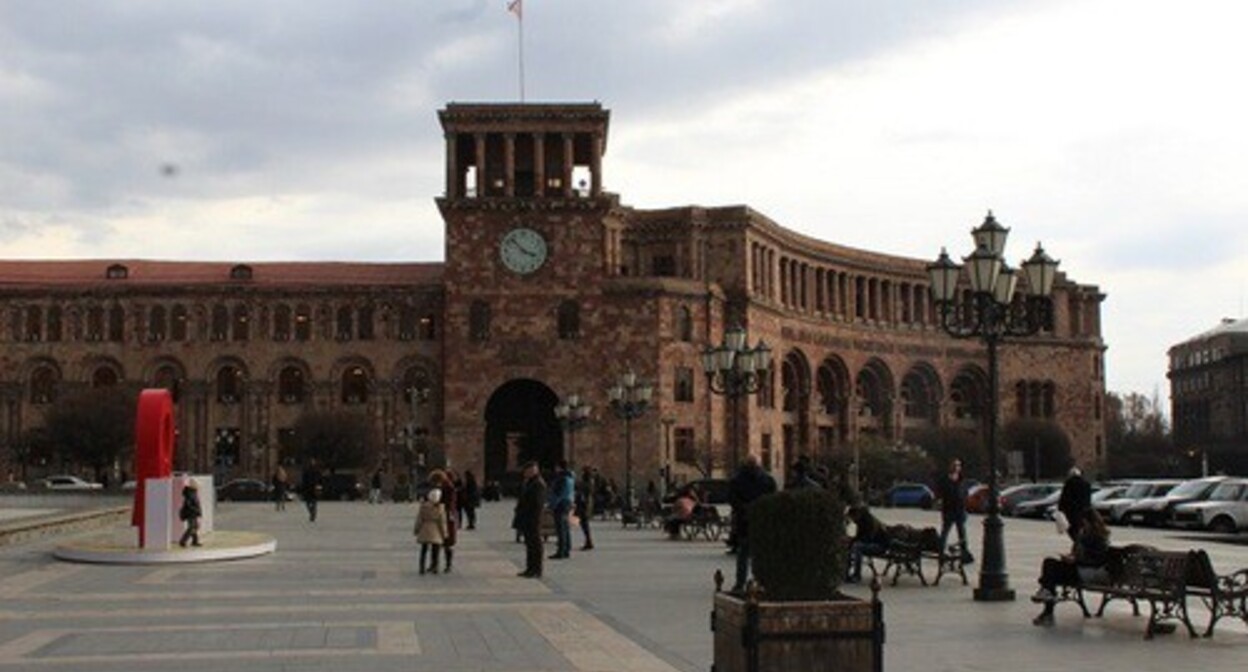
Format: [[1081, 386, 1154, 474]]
[[484, 379, 563, 486]]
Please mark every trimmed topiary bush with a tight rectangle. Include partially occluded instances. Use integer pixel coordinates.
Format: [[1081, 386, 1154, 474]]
[[748, 489, 847, 601]]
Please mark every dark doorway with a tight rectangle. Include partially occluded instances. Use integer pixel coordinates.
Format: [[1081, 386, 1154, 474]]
[[484, 379, 563, 489]]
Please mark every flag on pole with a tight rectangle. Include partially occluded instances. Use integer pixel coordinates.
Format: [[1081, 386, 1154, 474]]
[[507, 0, 522, 19]]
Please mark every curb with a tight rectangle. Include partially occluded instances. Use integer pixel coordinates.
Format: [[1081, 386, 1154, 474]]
[[0, 506, 131, 547]]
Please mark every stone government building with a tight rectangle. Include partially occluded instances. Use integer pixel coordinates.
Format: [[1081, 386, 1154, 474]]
[[0, 102, 1108, 486]]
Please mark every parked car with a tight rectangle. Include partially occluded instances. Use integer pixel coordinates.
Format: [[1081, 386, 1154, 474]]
[[1030, 484, 1128, 521], [1172, 479, 1248, 533], [321, 472, 365, 501], [880, 483, 934, 508], [217, 478, 276, 502], [42, 475, 103, 491], [1095, 480, 1180, 524], [1013, 489, 1063, 519], [999, 482, 1061, 516], [1121, 476, 1226, 527]]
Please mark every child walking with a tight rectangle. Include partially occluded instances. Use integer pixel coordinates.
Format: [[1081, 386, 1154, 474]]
[[415, 488, 448, 575]]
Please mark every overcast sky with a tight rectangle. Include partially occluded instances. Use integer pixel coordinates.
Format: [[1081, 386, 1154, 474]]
[[2, 0, 1246, 402]]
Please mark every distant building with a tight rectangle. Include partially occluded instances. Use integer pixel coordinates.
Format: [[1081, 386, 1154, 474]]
[[0, 102, 1108, 484], [1169, 317, 1248, 473]]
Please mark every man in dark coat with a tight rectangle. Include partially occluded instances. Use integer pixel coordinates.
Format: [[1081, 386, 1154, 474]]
[[301, 459, 323, 523], [1058, 466, 1092, 542], [935, 458, 972, 562], [515, 461, 547, 578], [728, 453, 777, 593]]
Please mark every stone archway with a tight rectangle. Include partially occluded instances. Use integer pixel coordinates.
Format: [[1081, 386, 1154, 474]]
[[483, 379, 563, 487]]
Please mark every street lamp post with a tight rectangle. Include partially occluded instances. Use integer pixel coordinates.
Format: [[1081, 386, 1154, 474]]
[[405, 384, 431, 488], [701, 325, 773, 472], [554, 393, 592, 468], [928, 211, 1060, 602], [608, 370, 653, 511], [660, 417, 676, 498]]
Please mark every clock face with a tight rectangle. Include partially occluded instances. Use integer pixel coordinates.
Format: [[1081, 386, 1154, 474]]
[[499, 227, 548, 275]]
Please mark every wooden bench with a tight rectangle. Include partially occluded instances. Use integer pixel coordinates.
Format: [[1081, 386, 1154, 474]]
[[676, 505, 729, 541], [1051, 546, 1198, 639], [863, 525, 968, 587], [1182, 548, 1248, 637]]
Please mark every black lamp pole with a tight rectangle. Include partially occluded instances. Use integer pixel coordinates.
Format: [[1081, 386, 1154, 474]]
[[555, 393, 591, 468], [608, 370, 652, 510], [701, 325, 773, 472], [927, 211, 1060, 602]]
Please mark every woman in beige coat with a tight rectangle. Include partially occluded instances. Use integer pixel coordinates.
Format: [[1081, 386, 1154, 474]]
[[415, 488, 448, 575]]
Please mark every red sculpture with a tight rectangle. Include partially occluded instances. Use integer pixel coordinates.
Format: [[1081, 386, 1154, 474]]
[[132, 389, 175, 545]]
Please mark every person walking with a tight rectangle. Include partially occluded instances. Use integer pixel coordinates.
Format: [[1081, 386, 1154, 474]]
[[515, 461, 547, 578], [461, 470, 481, 530], [575, 466, 595, 550], [271, 466, 288, 512], [430, 470, 459, 572], [301, 460, 323, 523], [845, 505, 891, 583], [935, 458, 973, 563], [547, 460, 574, 559], [1057, 466, 1093, 543], [414, 488, 448, 575], [178, 479, 203, 548], [727, 453, 777, 593], [369, 468, 384, 505]]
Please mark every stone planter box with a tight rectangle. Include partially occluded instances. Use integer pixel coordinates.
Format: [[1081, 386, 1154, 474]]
[[712, 589, 882, 672]]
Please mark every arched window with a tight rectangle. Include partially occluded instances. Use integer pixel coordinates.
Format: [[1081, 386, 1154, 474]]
[[341, 366, 369, 404], [85, 306, 104, 341], [46, 305, 62, 342], [294, 304, 312, 342], [470, 301, 491, 342], [210, 305, 229, 341], [170, 304, 189, 341], [24, 306, 42, 342], [30, 366, 57, 404], [557, 300, 580, 339], [105, 264, 128, 280], [398, 306, 417, 341], [92, 367, 118, 388], [402, 367, 432, 405], [229, 264, 253, 281], [216, 366, 243, 404], [106, 305, 124, 342], [153, 365, 179, 393], [278, 366, 305, 404], [336, 306, 353, 340], [232, 304, 249, 341], [273, 305, 292, 341], [147, 305, 167, 342], [357, 305, 374, 340]]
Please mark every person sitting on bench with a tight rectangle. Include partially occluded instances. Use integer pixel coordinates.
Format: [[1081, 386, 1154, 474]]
[[664, 486, 700, 538], [846, 505, 890, 583], [1031, 508, 1111, 626]]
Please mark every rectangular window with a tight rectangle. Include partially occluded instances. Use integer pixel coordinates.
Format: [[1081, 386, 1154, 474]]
[[675, 367, 694, 403], [674, 427, 696, 465]]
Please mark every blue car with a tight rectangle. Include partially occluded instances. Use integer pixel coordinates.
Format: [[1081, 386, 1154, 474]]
[[882, 483, 935, 509]]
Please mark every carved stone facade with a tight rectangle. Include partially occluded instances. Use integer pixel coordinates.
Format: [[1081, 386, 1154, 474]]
[[0, 102, 1108, 485]]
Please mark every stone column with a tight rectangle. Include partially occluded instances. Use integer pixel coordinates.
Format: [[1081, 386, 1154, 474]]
[[445, 132, 458, 199], [533, 133, 546, 197], [503, 133, 516, 197], [561, 133, 574, 197], [473, 133, 486, 197], [590, 131, 604, 196]]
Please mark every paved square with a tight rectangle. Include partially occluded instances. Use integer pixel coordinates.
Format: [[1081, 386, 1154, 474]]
[[0, 499, 1245, 671]]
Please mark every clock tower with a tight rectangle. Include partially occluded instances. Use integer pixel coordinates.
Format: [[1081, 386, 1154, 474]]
[[437, 103, 626, 483]]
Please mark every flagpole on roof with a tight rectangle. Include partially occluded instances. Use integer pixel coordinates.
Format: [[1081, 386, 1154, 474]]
[[508, 0, 525, 102]]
